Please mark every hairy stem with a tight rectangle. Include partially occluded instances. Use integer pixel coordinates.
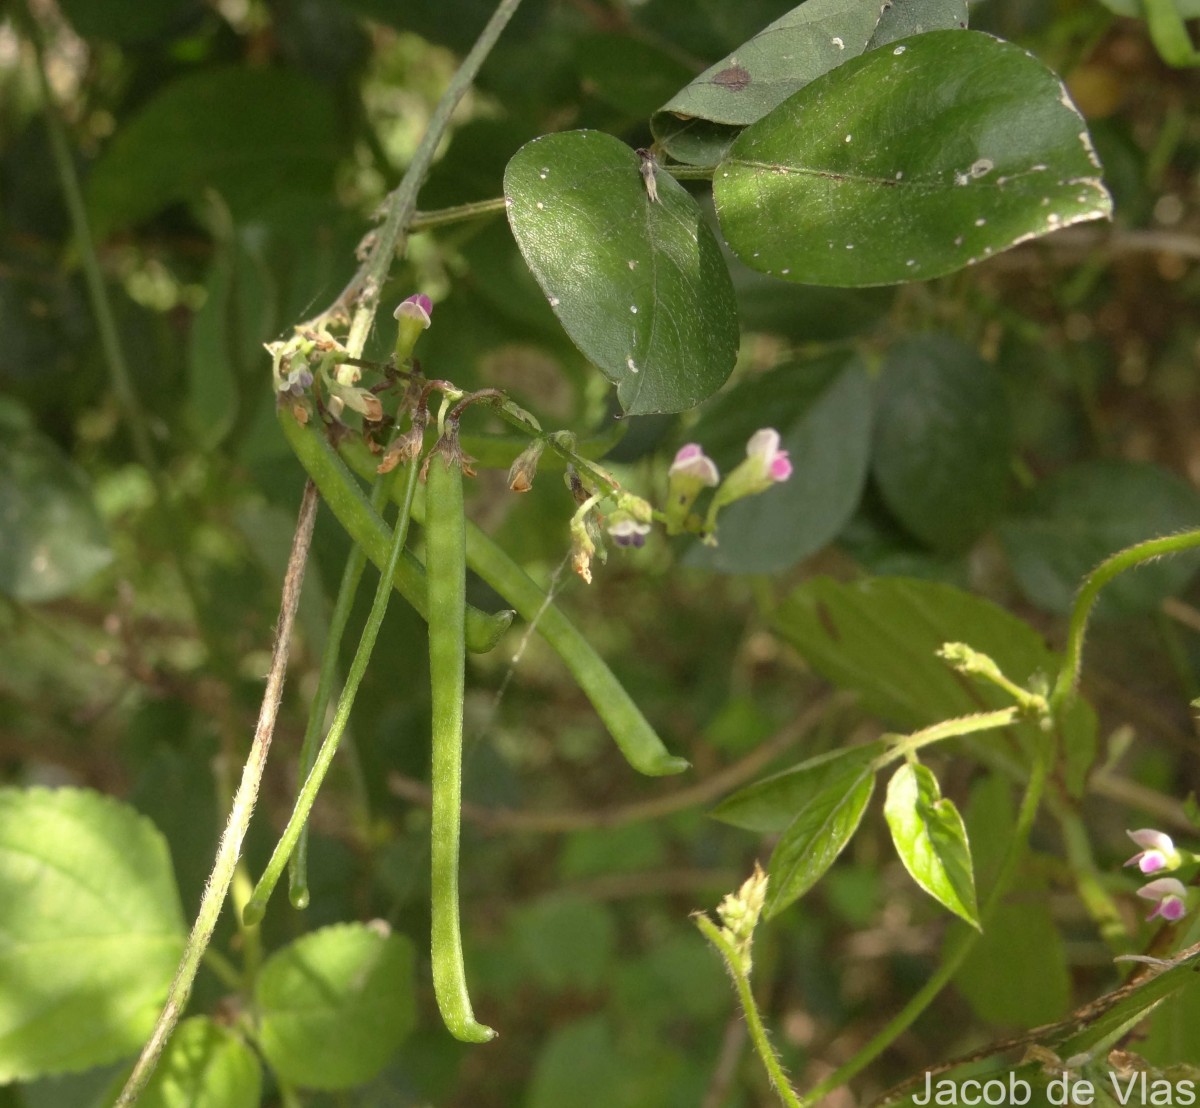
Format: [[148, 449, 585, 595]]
[[115, 482, 319, 1106], [1051, 528, 1200, 713]]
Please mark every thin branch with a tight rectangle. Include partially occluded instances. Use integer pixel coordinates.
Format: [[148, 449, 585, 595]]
[[115, 481, 320, 1106], [388, 694, 839, 833]]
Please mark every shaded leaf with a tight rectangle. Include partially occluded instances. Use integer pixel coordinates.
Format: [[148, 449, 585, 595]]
[[0, 788, 185, 1081], [715, 30, 1112, 286], [866, 0, 967, 48], [998, 459, 1200, 616], [256, 924, 416, 1090], [86, 68, 339, 238], [112, 1018, 261, 1108], [712, 741, 885, 833], [652, 0, 886, 148], [0, 402, 112, 602], [872, 334, 1012, 551], [58, 0, 202, 43], [765, 765, 875, 916], [686, 353, 873, 573], [884, 763, 979, 927], [504, 131, 739, 414]]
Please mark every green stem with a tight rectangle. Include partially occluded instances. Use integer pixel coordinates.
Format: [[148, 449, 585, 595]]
[[115, 482, 320, 1107], [800, 739, 1052, 1105], [882, 709, 1019, 764], [324, 0, 526, 357], [288, 484, 385, 908], [243, 461, 421, 926], [409, 197, 509, 231], [695, 915, 804, 1108], [1050, 528, 1200, 712], [279, 407, 512, 652], [339, 445, 687, 776]]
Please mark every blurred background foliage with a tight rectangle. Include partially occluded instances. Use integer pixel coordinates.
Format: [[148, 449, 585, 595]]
[[2, 0, 1200, 1104]]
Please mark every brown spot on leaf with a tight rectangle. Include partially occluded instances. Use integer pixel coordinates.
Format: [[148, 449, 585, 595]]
[[815, 601, 840, 642], [713, 64, 751, 92]]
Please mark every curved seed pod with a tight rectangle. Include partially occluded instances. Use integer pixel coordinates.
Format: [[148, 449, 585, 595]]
[[278, 407, 512, 653], [424, 429, 497, 1044], [337, 438, 687, 776]]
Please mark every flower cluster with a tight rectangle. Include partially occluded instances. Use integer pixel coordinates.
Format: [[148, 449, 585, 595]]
[[1124, 829, 1194, 923], [664, 428, 792, 540]]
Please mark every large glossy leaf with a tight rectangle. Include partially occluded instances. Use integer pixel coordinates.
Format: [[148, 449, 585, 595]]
[[0, 788, 186, 1080], [712, 741, 886, 833], [884, 763, 979, 927], [715, 30, 1112, 286], [686, 353, 873, 573], [86, 68, 339, 238], [999, 460, 1200, 617], [872, 334, 1012, 551], [256, 924, 416, 1090], [0, 401, 112, 602], [504, 130, 739, 414], [764, 764, 875, 916]]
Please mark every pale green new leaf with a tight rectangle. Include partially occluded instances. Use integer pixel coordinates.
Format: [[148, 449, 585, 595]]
[[884, 763, 979, 928]]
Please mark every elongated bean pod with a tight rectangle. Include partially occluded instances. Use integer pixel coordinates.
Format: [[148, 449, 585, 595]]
[[338, 441, 688, 777], [425, 430, 496, 1044], [278, 406, 512, 653]]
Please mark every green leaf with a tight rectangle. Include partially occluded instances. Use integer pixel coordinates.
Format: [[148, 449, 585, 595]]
[[0, 404, 112, 601], [86, 68, 339, 238], [503, 130, 739, 415], [952, 897, 1070, 1027], [255, 923, 416, 1090], [866, 0, 967, 48], [872, 334, 1012, 551], [764, 763, 875, 916], [714, 30, 1112, 287], [775, 576, 1053, 727], [884, 763, 979, 927], [686, 353, 873, 574], [711, 741, 885, 833], [651, 0, 886, 149], [999, 459, 1200, 616], [58, 0, 201, 43], [112, 1018, 262, 1108], [509, 894, 617, 993], [0, 787, 186, 1081]]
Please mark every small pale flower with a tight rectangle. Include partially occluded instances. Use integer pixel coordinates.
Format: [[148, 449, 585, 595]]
[[664, 443, 719, 534], [669, 443, 720, 487], [745, 428, 792, 485], [1125, 829, 1182, 875], [1137, 877, 1189, 922], [703, 427, 793, 537], [394, 293, 433, 360], [508, 439, 546, 493]]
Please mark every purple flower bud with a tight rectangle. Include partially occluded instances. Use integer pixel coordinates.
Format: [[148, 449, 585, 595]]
[[745, 428, 792, 483], [608, 515, 651, 548], [394, 293, 433, 360], [1137, 877, 1189, 922]]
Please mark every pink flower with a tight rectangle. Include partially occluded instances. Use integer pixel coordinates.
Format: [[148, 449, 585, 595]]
[[668, 443, 720, 487], [394, 293, 433, 360], [745, 428, 792, 484], [1125, 829, 1181, 875], [1137, 877, 1189, 922]]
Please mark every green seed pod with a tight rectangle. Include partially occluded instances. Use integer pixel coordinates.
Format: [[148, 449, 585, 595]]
[[425, 428, 497, 1044]]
